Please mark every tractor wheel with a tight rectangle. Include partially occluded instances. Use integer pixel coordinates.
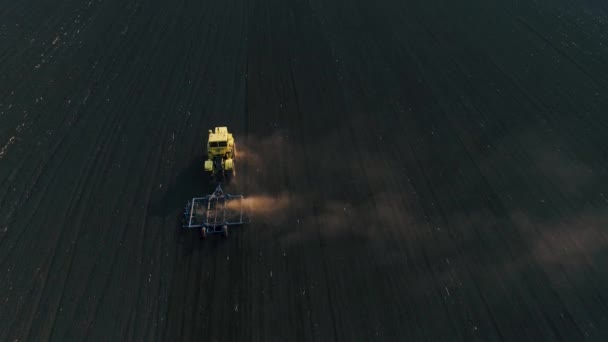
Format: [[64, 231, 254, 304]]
[[222, 225, 229, 238], [200, 227, 207, 239]]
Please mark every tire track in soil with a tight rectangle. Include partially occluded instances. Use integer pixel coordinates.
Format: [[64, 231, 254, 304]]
[[1, 31, 147, 342], [401, 9, 591, 341], [404, 1, 608, 338]]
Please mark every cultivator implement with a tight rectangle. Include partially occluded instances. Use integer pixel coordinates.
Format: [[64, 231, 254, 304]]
[[181, 184, 248, 238]]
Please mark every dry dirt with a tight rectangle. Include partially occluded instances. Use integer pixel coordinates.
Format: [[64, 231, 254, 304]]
[[1, 0, 608, 340]]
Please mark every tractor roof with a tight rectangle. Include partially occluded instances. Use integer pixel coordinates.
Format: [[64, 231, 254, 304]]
[[208, 127, 229, 142]]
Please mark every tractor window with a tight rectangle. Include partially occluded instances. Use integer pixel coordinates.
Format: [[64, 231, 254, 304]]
[[218, 141, 227, 147], [210, 142, 218, 147]]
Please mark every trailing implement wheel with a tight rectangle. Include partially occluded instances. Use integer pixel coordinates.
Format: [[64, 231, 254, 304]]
[[200, 227, 207, 239], [222, 225, 229, 238]]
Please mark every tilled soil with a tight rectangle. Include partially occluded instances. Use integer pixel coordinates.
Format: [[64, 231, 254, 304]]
[[1, 0, 608, 340]]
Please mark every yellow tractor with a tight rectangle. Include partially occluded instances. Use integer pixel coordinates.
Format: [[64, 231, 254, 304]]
[[204, 127, 236, 183]]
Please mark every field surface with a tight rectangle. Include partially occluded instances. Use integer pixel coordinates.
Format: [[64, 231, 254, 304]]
[[2, 0, 608, 340]]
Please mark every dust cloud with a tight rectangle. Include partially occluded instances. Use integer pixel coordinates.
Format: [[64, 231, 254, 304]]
[[236, 130, 292, 172], [226, 130, 300, 223], [231, 129, 417, 240], [512, 209, 608, 266], [226, 193, 294, 223]]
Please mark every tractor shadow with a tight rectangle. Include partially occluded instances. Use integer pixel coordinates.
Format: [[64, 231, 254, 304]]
[[150, 155, 216, 221], [150, 154, 244, 246]]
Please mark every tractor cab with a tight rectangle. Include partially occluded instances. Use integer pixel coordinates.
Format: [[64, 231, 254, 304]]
[[207, 127, 231, 157]]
